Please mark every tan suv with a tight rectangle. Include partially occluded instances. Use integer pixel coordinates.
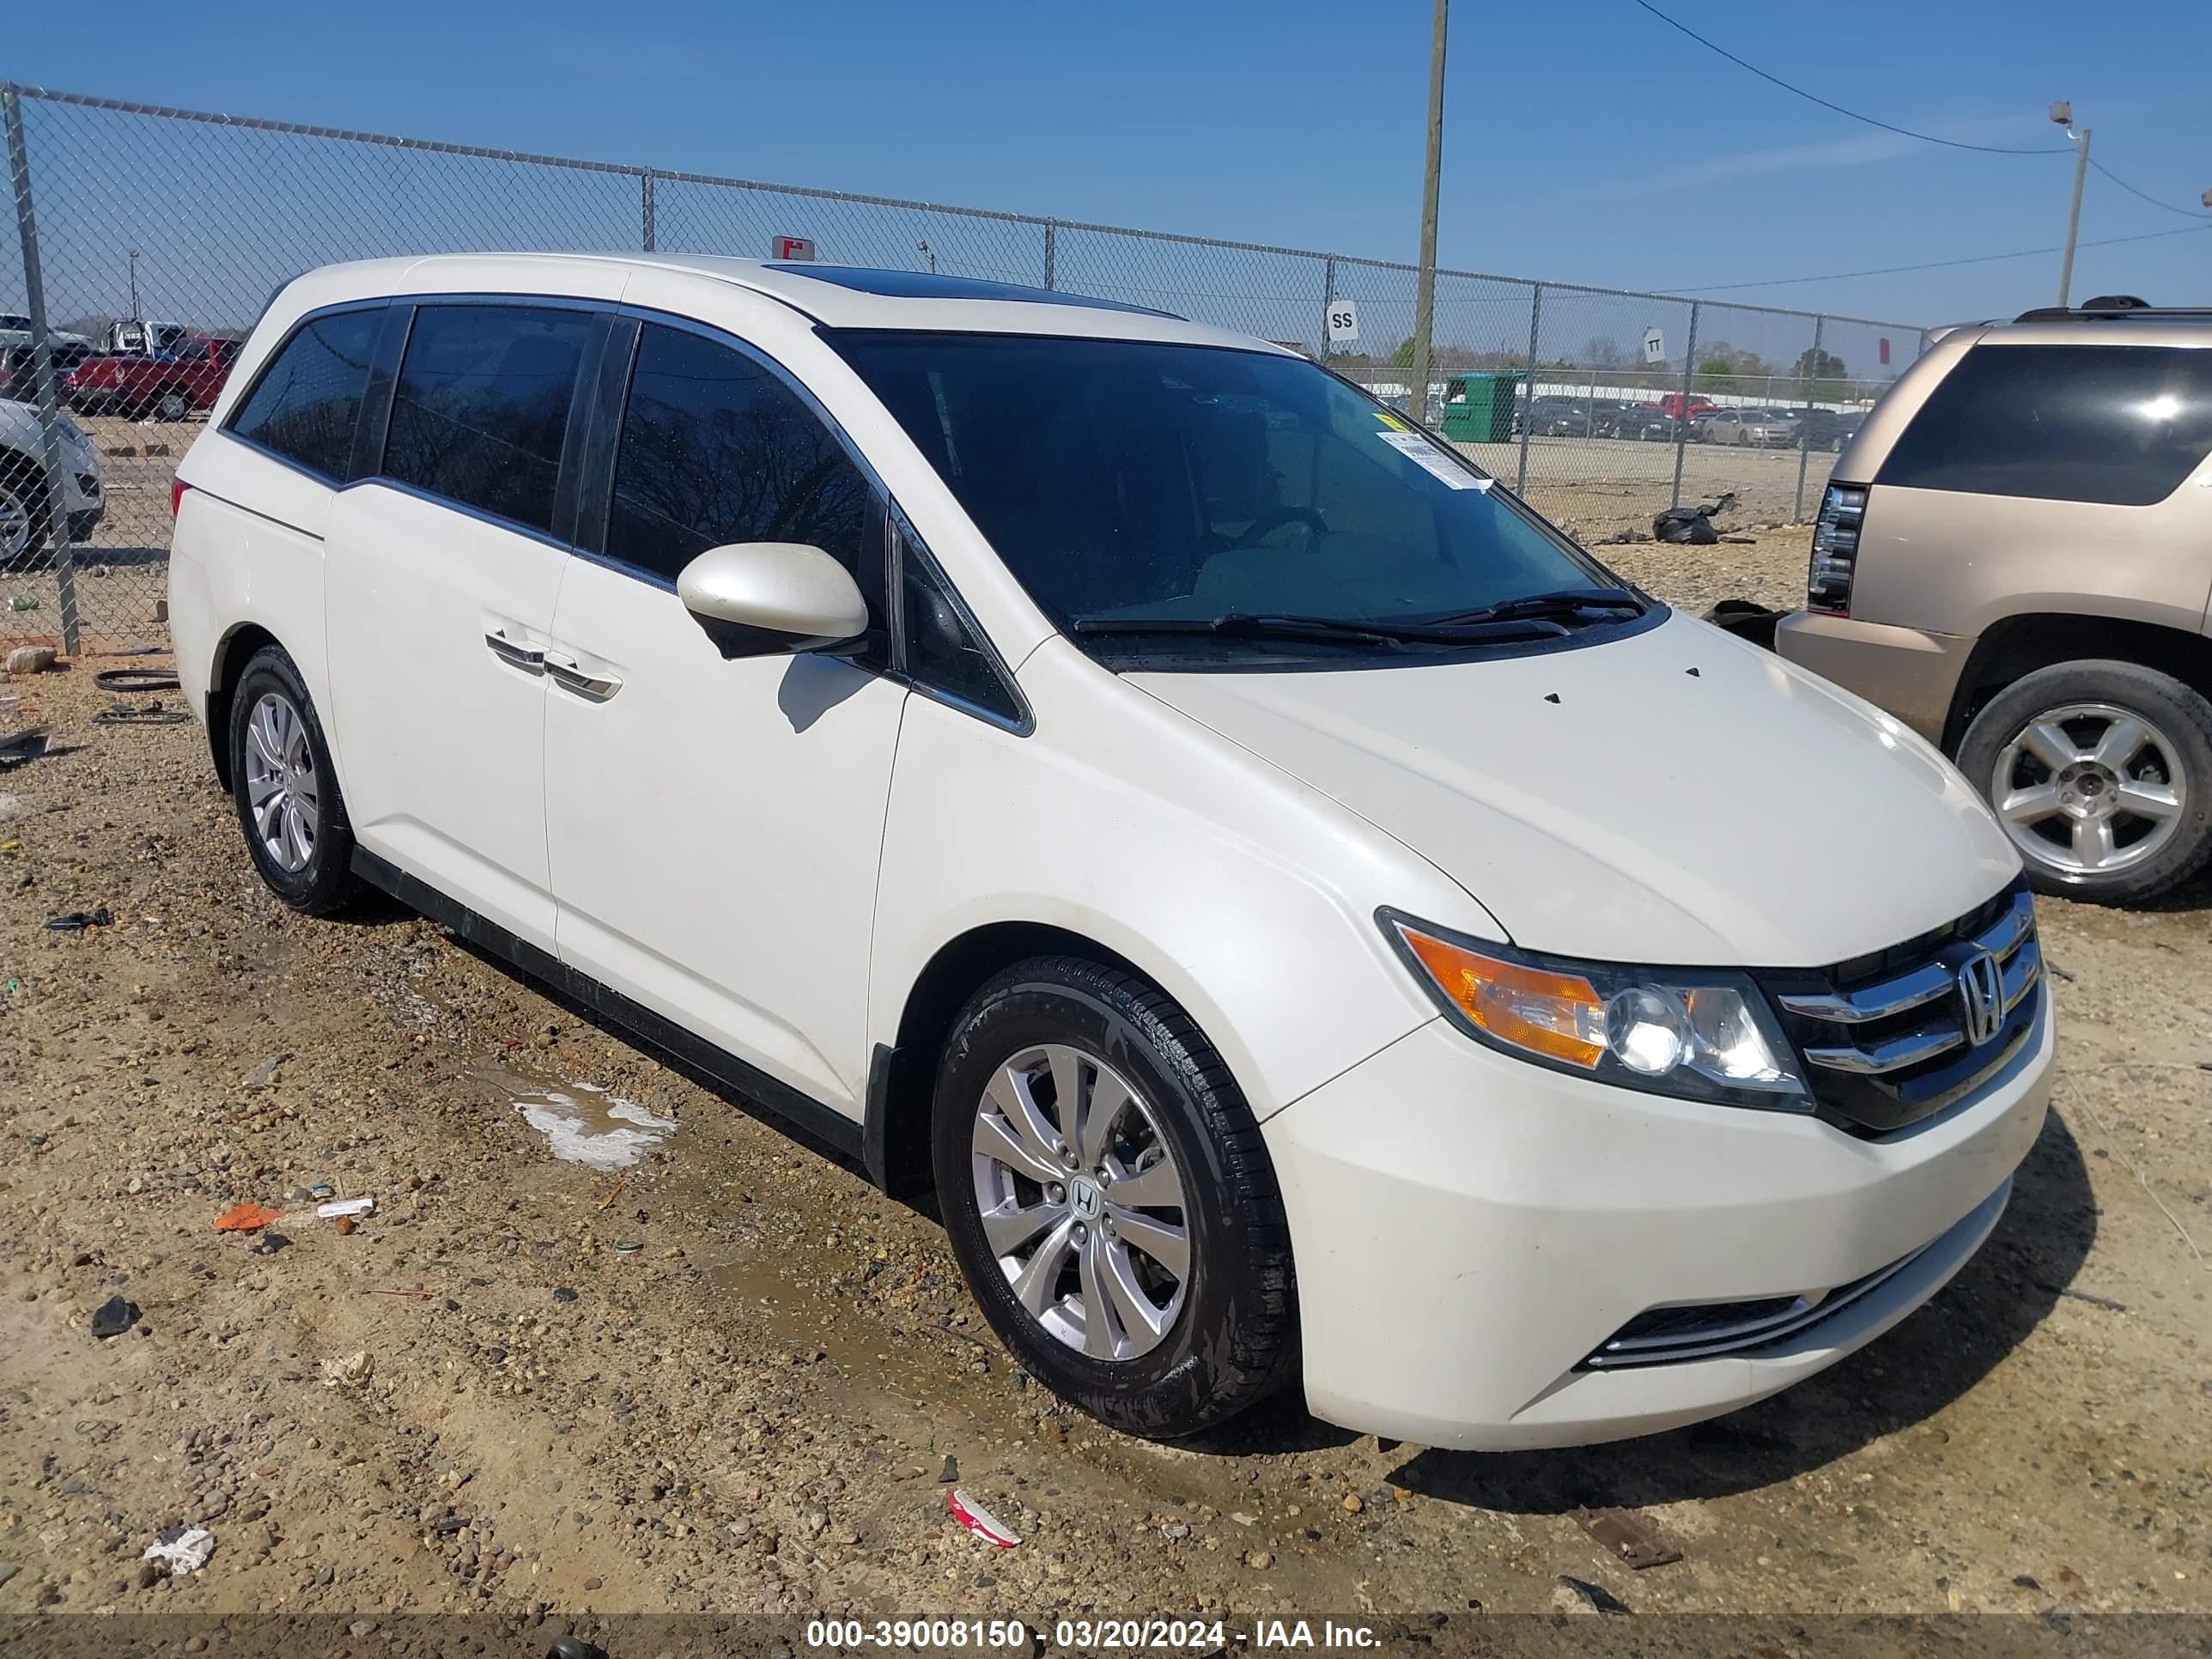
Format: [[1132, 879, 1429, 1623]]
[[1778, 300, 2212, 902]]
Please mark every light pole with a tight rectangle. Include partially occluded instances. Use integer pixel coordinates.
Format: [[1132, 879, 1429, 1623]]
[[1407, 0, 1448, 427], [2050, 101, 2091, 307], [128, 246, 139, 324]]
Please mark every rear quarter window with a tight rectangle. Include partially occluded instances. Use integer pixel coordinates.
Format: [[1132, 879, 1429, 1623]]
[[1878, 343, 2212, 506], [228, 308, 382, 483]]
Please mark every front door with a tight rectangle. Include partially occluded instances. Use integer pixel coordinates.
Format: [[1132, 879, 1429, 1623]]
[[325, 301, 598, 953], [545, 319, 905, 1115]]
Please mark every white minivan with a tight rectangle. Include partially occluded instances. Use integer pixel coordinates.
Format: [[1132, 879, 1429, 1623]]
[[169, 254, 2053, 1450]]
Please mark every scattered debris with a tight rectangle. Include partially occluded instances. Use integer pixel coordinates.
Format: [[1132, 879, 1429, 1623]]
[[597, 1176, 625, 1211], [5, 593, 39, 611], [94, 702, 191, 726], [1553, 1574, 1632, 1614], [547, 1634, 611, 1659], [553, 1286, 579, 1304], [945, 1488, 1020, 1548], [1702, 598, 1786, 650], [89, 1295, 140, 1340], [333, 1216, 358, 1237], [246, 1053, 290, 1091], [307, 1182, 336, 1200], [0, 728, 50, 770], [212, 1202, 284, 1233], [320, 1350, 374, 1389], [46, 908, 112, 932], [92, 666, 182, 693], [2041, 1282, 2128, 1314], [1652, 491, 1738, 545], [1573, 1506, 1683, 1570], [938, 1455, 959, 1484], [141, 1526, 215, 1576], [366, 1287, 434, 1300], [315, 1195, 375, 1220], [3, 645, 58, 676]]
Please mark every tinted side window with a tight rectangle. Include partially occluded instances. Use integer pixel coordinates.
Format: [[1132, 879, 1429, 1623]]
[[383, 305, 592, 534], [228, 309, 380, 482], [1879, 343, 2212, 506], [606, 323, 876, 589], [898, 523, 1022, 725]]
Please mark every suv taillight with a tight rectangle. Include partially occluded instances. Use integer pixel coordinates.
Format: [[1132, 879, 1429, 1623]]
[[1808, 483, 1867, 615]]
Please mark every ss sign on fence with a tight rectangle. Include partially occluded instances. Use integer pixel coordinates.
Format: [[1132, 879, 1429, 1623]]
[[1327, 301, 1360, 346]]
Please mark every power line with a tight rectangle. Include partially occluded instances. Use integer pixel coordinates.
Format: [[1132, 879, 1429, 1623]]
[[1666, 222, 2212, 294], [2089, 157, 2212, 220], [1627, 1, 2212, 221], [1624, 0, 2068, 155]]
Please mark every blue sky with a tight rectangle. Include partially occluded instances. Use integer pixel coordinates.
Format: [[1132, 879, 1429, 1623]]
[[9, 0, 2209, 328]]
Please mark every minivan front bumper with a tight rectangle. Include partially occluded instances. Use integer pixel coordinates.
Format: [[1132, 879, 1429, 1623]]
[[1262, 994, 2052, 1449]]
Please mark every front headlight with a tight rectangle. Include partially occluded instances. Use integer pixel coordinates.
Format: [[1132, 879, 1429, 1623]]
[[1382, 910, 1813, 1112]]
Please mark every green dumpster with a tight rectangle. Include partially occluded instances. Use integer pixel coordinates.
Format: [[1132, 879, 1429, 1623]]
[[1439, 372, 1522, 442]]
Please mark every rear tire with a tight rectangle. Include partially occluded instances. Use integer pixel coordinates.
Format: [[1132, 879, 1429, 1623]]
[[227, 645, 360, 915], [931, 957, 1297, 1440], [1958, 659, 2212, 904]]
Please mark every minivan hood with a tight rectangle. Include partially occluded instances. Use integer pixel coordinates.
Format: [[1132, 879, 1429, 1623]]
[[1129, 611, 2019, 966]]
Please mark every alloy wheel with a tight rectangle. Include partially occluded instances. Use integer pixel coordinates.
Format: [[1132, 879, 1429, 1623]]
[[155, 391, 188, 422], [244, 691, 320, 873], [0, 483, 31, 561], [1992, 701, 2186, 878], [969, 1042, 1191, 1361]]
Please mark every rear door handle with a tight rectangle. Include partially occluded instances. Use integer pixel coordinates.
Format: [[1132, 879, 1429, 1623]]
[[484, 629, 545, 674], [544, 652, 623, 702]]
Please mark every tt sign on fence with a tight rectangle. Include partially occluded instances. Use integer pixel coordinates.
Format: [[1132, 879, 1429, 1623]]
[[1, 81, 1925, 655]]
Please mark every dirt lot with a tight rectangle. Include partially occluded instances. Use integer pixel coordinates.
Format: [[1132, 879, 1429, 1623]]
[[1, 532, 2209, 1652]]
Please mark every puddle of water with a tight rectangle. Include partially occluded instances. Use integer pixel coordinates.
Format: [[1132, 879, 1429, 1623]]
[[480, 1067, 678, 1170]]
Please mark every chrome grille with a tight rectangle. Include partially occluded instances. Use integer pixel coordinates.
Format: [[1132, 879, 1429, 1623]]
[[1756, 880, 2041, 1136]]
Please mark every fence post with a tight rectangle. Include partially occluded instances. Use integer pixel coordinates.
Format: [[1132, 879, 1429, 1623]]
[[1042, 219, 1057, 290], [641, 168, 656, 252], [1318, 256, 1336, 362], [1516, 283, 1540, 493], [1668, 301, 1700, 511], [1792, 313, 1825, 524], [2, 84, 79, 656]]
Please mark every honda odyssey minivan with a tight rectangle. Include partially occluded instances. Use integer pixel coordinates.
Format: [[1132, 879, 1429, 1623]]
[[169, 254, 2053, 1449]]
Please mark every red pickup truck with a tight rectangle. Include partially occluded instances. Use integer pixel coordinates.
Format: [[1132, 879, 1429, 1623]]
[[64, 336, 240, 421], [1656, 392, 1718, 421]]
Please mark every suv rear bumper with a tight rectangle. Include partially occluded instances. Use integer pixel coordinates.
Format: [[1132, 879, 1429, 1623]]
[[1775, 611, 1972, 745]]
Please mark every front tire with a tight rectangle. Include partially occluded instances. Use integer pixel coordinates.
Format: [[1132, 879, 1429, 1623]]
[[1958, 659, 2212, 904], [227, 645, 360, 915], [931, 957, 1297, 1439], [0, 455, 50, 574]]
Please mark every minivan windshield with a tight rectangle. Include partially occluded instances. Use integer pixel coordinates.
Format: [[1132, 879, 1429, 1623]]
[[830, 331, 1642, 665]]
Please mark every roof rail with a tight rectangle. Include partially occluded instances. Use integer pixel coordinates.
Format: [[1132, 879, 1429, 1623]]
[[2012, 297, 2212, 323]]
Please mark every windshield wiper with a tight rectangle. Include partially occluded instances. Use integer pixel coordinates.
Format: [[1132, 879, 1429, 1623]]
[[1070, 611, 1564, 647], [1414, 586, 1645, 629]]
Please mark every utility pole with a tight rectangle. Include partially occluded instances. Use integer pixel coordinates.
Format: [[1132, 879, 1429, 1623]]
[[2051, 101, 2090, 307], [1408, 0, 1448, 428], [128, 246, 139, 323]]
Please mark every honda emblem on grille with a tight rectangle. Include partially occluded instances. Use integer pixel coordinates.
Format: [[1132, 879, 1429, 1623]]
[[1955, 949, 2003, 1047]]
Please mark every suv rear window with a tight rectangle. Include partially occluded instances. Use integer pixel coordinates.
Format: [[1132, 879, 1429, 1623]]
[[1878, 343, 2212, 506], [228, 308, 381, 482]]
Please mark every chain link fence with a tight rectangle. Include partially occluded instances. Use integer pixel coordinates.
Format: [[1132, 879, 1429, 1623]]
[[1, 80, 1926, 657]]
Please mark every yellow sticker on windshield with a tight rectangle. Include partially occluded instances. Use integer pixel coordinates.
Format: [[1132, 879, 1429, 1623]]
[[1375, 411, 1410, 431]]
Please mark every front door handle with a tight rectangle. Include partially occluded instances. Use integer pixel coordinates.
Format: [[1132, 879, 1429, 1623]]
[[544, 652, 623, 702], [483, 629, 545, 674]]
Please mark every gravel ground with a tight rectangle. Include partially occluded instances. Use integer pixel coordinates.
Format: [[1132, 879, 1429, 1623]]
[[1, 543, 2209, 1650]]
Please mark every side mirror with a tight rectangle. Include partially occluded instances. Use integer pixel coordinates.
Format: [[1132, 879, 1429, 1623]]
[[675, 542, 870, 659]]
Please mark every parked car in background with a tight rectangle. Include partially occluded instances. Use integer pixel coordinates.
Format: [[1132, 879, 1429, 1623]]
[[1525, 395, 1594, 436], [103, 318, 193, 356], [1, 340, 94, 403], [1793, 408, 1866, 452], [0, 399, 104, 571], [0, 313, 95, 352], [1704, 408, 1799, 447], [1608, 404, 1681, 442], [1778, 300, 2212, 902], [1656, 391, 1717, 422], [171, 252, 2050, 1451], [65, 336, 240, 420]]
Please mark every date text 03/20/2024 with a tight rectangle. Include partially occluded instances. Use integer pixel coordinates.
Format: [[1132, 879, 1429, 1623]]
[[803, 1619, 1383, 1650]]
